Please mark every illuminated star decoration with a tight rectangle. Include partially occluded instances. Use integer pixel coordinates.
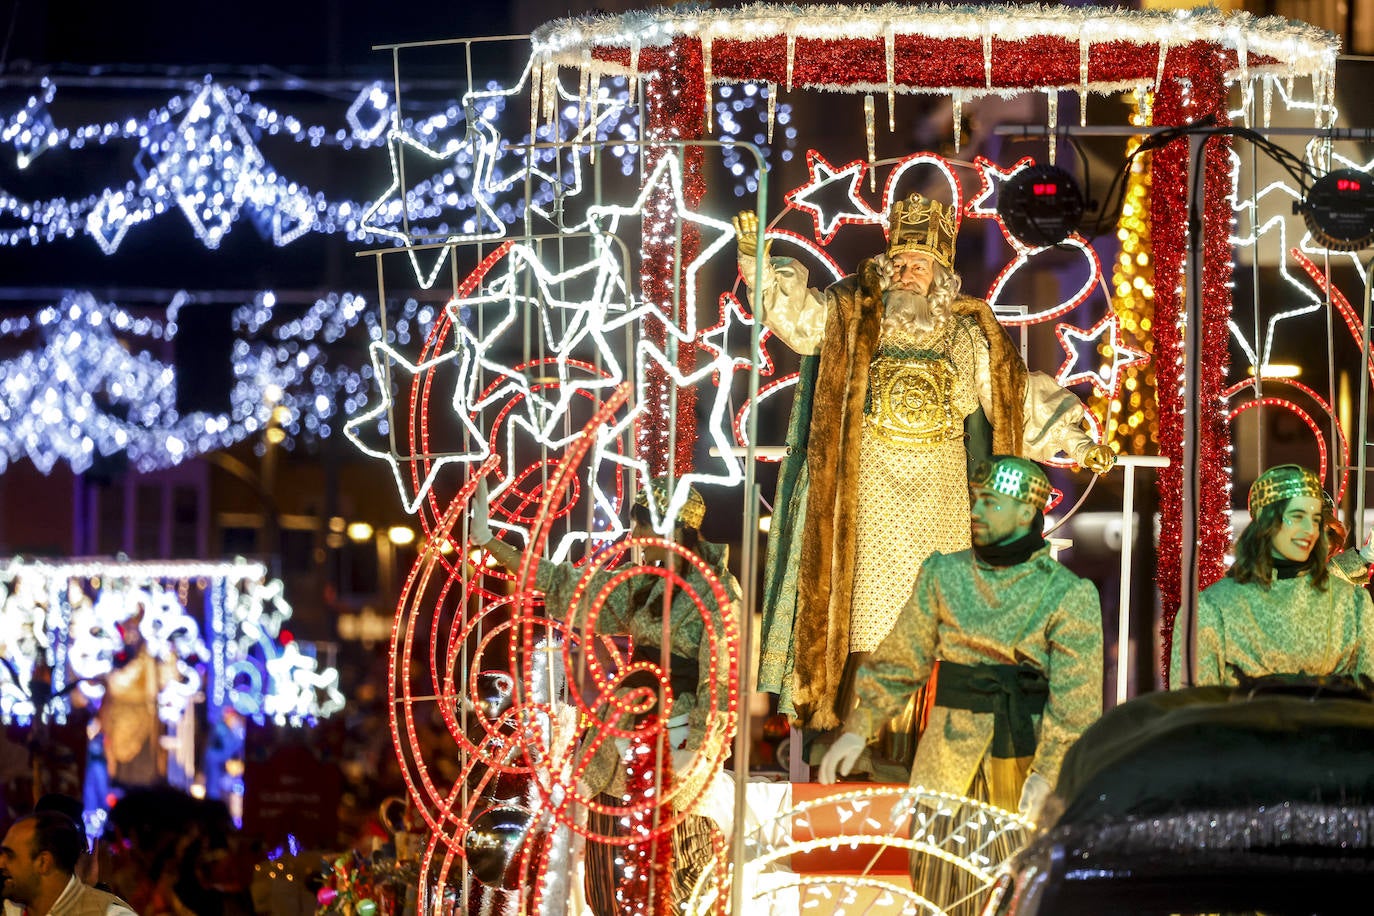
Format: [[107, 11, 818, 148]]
[[700, 292, 773, 385], [580, 153, 737, 345], [966, 155, 1104, 326], [586, 318, 748, 541], [467, 58, 631, 227], [784, 149, 880, 244], [1054, 312, 1150, 400], [357, 119, 505, 289], [264, 641, 346, 724], [451, 236, 635, 447], [342, 338, 486, 516]]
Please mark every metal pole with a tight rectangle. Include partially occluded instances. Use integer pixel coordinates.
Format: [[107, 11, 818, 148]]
[[1357, 255, 1374, 545], [1174, 134, 1207, 690], [1113, 454, 1170, 706]]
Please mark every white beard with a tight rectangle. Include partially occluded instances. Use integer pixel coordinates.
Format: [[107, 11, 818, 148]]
[[882, 288, 943, 335]]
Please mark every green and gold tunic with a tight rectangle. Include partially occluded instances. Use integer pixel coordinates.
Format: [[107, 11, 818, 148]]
[[849, 545, 1103, 799], [1173, 574, 1374, 687]]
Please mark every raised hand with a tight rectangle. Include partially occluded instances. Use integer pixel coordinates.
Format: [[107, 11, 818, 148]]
[[732, 210, 769, 259]]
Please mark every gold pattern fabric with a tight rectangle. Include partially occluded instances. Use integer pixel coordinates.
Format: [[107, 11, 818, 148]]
[[1173, 574, 1374, 686], [850, 324, 981, 653], [1248, 463, 1324, 514], [849, 547, 1104, 796], [887, 193, 958, 268]]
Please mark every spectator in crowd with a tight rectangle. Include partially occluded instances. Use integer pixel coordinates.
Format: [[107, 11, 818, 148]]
[[0, 810, 137, 915]]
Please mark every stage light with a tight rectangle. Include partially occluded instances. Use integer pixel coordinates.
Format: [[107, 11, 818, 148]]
[[1298, 168, 1374, 251], [998, 164, 1085, 247]]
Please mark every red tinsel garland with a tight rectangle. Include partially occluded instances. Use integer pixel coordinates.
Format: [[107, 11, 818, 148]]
[[638, 36, 704, 476], [618, 715, 676, 916], [1149, 44, 1236, 683], [593, 38, 1270, 94]]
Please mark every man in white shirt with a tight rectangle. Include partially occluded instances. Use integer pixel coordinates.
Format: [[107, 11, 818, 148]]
[[0, 812, 136, 916]]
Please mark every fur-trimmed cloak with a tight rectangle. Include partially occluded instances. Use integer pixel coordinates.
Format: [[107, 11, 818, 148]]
[[769, 257, 1030, 730]]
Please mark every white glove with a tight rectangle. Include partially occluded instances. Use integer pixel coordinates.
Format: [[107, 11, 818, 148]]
[[817, 732, 866, 785], [469, 478, 495, 546], [1359, 529, 1374, 566], [670, 748, 695, 774], [1018, 771, 1051, 820]]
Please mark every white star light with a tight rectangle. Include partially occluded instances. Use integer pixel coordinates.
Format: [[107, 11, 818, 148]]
[[587, 325, 748, 540], [450, 236, 638, 448], [465, 58, 631, 227], [357, 120, 505, 289], [580, 153, 737, 346], [342, 338, 488, 515], [264, 641, 345, 724]]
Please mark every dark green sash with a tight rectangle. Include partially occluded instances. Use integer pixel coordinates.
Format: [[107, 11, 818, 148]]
[[934, 661, 1048, 758]]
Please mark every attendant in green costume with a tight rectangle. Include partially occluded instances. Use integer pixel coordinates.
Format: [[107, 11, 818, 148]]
[[1172, 464, 1374, 688], [818, 456, 1103, 915]]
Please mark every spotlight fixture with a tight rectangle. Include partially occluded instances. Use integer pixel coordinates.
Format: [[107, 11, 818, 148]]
[[1297, 168, 1374, 251], [998, 164, 1086, 247]]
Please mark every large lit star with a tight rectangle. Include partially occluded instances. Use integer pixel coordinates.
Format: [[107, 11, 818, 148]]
[[1054, 312, 1150, 399], [358, 121, 504, 289], [784, 149, 879, 245], [342, 339, 486, 515], [448, 235, 639, 452], [467, 58, 630, 227], [586, 326, 747, 541], [580, 153, 736, 345]]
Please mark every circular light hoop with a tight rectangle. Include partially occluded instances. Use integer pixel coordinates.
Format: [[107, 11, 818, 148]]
[[1301, 168, 1374, 252], [998, 164, 1085, 248]]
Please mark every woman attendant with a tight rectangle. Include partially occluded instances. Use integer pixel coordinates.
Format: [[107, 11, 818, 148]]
[[1173, 464, 1374, 688]]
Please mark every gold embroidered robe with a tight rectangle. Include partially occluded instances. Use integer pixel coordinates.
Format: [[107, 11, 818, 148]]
[[743, 252, 1102, 729], [1173, 574, 1374, 687]]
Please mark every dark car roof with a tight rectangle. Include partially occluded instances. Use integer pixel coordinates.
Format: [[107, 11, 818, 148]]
[[998, 687, 1374, 914], [1051, 685, 1374, 826]]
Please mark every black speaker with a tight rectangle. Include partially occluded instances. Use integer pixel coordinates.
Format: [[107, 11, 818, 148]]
[[174, 304, 235, 415]]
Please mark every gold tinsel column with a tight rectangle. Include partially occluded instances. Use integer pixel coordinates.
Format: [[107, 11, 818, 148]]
[[1094, 96, 1158, 455]]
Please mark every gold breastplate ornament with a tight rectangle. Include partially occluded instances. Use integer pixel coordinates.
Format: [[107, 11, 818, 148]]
[[865, 352, 960, 447]]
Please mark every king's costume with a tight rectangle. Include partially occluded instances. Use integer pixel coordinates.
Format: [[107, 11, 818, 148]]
[[743, 194, 1106, 730]]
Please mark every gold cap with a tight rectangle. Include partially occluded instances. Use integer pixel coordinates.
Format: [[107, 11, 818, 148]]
[[1248, 464, 1323, 515], [969, 456, 1051, 511], [634, 477, 706, 530], [886, 193, 958, 269]]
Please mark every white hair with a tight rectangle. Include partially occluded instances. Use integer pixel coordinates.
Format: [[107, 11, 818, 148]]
[[876, 255, 962, 336]]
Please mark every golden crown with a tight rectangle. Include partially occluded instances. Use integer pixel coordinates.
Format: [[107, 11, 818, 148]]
[[886, 193, 958, 268], [969, 456, 1051, 511], [1248, 464, 1324, 515], [634, 477, 706, 530]]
